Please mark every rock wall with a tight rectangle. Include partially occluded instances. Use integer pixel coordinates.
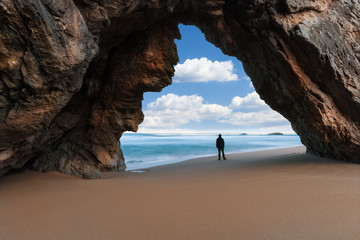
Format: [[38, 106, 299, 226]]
[[0, 0, 359, 178]]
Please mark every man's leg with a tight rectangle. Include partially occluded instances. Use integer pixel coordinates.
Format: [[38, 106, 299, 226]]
[[218, 148, 221, 160], [222, 148, 226, 160]]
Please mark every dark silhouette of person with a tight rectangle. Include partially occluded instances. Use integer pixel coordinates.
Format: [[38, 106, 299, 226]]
[[216, 134, 226, 160]]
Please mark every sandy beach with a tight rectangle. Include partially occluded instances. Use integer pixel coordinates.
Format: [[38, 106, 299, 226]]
[[1, 146, 359, 240]]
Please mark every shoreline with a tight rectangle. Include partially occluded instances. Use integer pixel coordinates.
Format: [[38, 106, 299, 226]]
[[127, 145, 305, 171], [1, 146, 359, 240]]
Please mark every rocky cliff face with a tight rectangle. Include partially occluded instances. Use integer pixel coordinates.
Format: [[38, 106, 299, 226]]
[[0, 0, 359, 178]]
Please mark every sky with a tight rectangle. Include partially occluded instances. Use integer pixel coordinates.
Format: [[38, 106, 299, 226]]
[[137, 24, 295, 134]]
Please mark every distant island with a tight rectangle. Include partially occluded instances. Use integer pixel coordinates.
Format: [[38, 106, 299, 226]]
[[268, 132, 284, 135], [239, 133, 247, 135]]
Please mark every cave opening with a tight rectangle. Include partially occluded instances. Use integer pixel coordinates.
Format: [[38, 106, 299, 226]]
[[121, 24, 302, 171], [0, 0, 359, 180]]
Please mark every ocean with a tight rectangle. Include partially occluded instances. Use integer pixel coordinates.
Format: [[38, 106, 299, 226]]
[[121, 133, 303, 171]]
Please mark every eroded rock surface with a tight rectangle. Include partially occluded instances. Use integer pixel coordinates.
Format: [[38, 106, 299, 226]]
[[0, 0, 359, 178]]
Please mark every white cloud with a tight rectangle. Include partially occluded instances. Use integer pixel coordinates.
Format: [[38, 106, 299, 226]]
[[230, 91, 268, 110], [142, 94, 232, 129], [174, 57, 238, 82], [219, 110, 288, 126], [226, 92, 290, 127], [139, 92, 293, 134]]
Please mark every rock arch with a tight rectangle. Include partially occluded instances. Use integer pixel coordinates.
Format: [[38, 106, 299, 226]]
[[0, 0, 359, 178]]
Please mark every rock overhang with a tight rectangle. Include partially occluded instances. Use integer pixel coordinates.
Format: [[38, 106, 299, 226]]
[[0, 0, 359, 178]]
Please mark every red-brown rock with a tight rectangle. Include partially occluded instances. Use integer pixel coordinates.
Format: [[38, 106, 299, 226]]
[[0, 0, 359, 178]]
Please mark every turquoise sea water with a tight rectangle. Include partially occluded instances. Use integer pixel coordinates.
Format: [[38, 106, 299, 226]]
[[121, 133, 303, 170]]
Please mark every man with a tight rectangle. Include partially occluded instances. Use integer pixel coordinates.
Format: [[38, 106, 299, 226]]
[[216, 134, 226, 160]]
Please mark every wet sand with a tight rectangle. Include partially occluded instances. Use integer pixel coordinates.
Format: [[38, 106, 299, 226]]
[[1, 146, 359, 240]]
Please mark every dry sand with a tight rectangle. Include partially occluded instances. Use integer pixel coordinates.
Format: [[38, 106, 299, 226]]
[[1, 146, 360, 240]]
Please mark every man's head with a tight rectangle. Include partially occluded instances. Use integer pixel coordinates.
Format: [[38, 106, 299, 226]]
[[219, 134, 221, 137]]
